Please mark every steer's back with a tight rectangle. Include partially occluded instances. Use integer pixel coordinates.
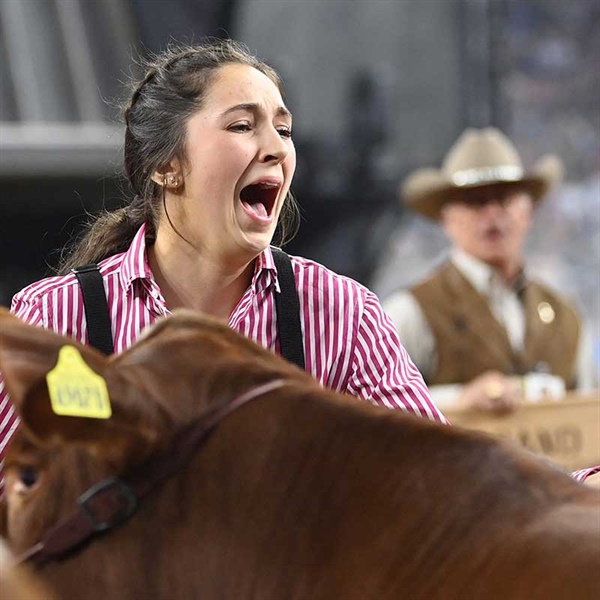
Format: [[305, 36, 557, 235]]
[[0, 309, 598, 600]]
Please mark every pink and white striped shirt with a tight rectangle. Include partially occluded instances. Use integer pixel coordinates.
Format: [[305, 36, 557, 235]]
[[0, 224, 446, 481]]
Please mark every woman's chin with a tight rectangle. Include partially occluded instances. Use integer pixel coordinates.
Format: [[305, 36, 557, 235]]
[[237, 231, 274, 257], [232, 213, 277, 257]]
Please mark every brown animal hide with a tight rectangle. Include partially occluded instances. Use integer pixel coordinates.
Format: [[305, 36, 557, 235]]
[[0, 308, 598, 600]]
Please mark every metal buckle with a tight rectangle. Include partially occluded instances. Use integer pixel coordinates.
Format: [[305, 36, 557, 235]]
[[78, 478, 138, 532]]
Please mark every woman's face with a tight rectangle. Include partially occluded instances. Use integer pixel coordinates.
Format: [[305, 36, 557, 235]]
[[163, 63, 296, 261]]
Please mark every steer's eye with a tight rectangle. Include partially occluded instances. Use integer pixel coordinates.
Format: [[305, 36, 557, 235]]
[[19, 466, 38, 488]]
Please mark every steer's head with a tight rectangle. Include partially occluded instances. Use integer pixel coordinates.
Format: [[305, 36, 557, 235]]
[[0, 308, 305, 555]]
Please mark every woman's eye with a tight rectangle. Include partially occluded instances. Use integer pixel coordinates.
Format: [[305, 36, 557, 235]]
[[278, 128, 292, 139], [19, 466, 38, 488], [229, 123, 252, 132]]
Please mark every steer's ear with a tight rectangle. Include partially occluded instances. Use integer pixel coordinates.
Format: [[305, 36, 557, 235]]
[[0, 310, 160, 469]]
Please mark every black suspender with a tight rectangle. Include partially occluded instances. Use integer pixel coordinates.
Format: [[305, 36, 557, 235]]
[[74, 250, 306, 369], [73, 265, 115, 356], [271, 248, 306, 371]]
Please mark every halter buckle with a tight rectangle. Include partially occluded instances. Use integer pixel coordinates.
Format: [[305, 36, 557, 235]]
[[78, 477, 138, 532]]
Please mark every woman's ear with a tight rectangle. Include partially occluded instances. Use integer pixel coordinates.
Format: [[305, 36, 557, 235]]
[[151, 159, 183, 189]]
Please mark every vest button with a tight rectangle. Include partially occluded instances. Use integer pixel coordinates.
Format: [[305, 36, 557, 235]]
[[537, 301, 555, 324]]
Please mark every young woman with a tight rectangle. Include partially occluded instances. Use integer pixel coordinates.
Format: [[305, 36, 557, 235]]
[[0, 40, 446, 486]]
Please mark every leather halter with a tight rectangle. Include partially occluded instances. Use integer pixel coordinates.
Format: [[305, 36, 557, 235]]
[[15, 379, 288, 568]]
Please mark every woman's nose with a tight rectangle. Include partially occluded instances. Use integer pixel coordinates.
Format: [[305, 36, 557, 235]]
[[259, 128, 289, 163]]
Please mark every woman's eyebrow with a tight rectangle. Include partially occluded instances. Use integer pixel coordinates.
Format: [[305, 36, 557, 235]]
[[220, 103, 292, 120]]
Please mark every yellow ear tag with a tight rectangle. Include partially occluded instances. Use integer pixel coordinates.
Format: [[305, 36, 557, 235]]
[[46, 345, 112, 419]]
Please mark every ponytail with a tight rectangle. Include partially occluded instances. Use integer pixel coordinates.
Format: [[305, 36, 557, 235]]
[[57, 197, 155, 275]]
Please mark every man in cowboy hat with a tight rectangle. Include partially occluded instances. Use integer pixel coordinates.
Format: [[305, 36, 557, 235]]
[[383, 127, 596, 412]]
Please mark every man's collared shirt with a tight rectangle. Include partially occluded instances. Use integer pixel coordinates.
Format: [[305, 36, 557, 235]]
[[451, 248, 525, 352]]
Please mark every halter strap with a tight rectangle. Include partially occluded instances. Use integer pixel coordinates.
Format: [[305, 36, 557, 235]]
[[16, 379, 288, 567]]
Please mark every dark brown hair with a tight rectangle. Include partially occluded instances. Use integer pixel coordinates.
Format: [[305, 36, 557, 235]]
[[59, 39, 299, 274]]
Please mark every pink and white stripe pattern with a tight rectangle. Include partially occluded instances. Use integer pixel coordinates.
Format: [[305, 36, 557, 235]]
[[0, 224, 446, 485], [572, 465, 600, 483]]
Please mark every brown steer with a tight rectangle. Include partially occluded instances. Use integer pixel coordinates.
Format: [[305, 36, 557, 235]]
[[0, 308, 598, 600]]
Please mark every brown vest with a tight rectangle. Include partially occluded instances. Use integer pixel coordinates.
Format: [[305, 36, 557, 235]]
[[411, 262, 580, 388]]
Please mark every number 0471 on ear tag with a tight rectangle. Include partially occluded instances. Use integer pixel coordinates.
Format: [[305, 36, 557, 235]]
[[46, 346, 112, 419]]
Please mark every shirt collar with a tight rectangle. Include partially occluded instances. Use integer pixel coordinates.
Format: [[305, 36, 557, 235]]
[[118, 225, 281, 293], [121, 223, 281, 292], [119, 223, 154, 291], [450, 248, 499, 296], [253, 245, 280, 292], [450, 247, 527, 296]]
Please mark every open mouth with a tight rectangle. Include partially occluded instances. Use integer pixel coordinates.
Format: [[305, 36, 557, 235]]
[[240, 182, 280, 220]]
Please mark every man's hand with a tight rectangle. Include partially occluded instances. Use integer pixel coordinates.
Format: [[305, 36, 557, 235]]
[[459, 370, 523, 414], [583, 471, 600, 490]]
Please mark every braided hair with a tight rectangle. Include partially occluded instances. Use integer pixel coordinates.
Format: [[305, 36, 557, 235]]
[[59, 39, 299, 274]]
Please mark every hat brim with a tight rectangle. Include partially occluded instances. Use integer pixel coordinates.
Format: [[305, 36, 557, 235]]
[[402, 154, 564, 220]]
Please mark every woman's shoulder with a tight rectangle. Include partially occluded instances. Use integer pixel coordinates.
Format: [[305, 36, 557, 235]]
[[11, 254, 124, 309], [12, 272, 79, 306], [287, 253, 374, 301], [289, 253, 366, 284]]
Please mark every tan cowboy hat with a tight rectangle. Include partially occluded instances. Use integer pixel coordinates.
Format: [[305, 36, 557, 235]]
[[401, 127, 564, 220]]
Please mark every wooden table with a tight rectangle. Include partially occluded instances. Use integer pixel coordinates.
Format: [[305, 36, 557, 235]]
[[444, 391, 600, 471]]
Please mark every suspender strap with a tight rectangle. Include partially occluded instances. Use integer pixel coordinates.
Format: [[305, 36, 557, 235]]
[[73, 264, 114, 355], [271, 248, 306, 370]]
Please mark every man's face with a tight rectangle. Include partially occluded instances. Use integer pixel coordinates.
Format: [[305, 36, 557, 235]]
[[441, 183, 534, 271]]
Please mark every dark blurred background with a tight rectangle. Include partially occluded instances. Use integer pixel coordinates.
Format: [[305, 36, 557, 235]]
[[1, 0, 599, 360]]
